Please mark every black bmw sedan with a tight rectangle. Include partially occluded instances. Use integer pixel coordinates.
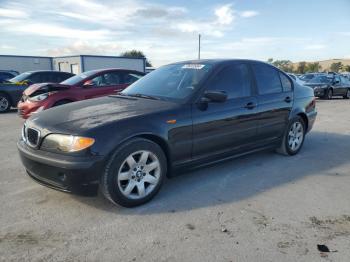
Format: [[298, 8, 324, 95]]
[[18, 59, 317, 207]]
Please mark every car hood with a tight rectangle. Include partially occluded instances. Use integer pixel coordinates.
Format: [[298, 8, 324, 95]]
[[24, 83, 70, 96], [304, 83, 328, 88], [27, 95, 178, 133]]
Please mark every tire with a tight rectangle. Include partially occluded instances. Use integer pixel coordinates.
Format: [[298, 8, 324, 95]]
[[53, 99, 72, 107], [343, 89, 350, 99], [100, 138, 167, 207], [326, 89, 333, 100], [276, 116, 306, 156], [0, 93, 11, 113]]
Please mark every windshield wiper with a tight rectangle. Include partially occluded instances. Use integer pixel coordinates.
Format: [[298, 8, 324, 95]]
[[124, 93, 160, 100]]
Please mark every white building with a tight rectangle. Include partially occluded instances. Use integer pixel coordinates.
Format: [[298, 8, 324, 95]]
[[0, 55, 53, 73], [0, 55, 146, 74]]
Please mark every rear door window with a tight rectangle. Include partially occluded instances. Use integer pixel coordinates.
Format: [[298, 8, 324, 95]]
[[252, 63, 283, 95], [208, 63, 252, 99], [279, 73, 292, 92]]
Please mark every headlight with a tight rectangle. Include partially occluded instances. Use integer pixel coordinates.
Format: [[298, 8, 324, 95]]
[[29, 93, 49, 102], [41, 134, 95, 153]]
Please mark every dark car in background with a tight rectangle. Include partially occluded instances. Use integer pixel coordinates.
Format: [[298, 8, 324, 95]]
[[305, 74, 350, 99], [17, 69, 145, 119], [0, 71, 74, 112], [0, 70, 19, 83], [18, 59, 317, 207]]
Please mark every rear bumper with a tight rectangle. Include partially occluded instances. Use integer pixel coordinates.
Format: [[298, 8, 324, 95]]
[[17, 140, 106, 195], [306, 110, 317, 133]]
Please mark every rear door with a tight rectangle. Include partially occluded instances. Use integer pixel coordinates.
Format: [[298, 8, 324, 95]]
[[251, 63, 293, 142], [192, 62, 259, 159], [338, 76, 349, 96]]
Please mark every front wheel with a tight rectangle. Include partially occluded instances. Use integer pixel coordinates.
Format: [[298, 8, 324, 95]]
[[276, 116, 305, 156], [343, 89, 350, 99], [0, 93, 11, 113], [100, 138, 167, 207]]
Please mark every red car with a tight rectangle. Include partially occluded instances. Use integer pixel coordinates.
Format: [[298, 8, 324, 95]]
[[18, 68, 145, 119]]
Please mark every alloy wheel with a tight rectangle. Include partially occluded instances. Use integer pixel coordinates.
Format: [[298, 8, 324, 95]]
[[117, 150, 161, 199], [287, 122, 304, 152], [0, 96, 9, 112]]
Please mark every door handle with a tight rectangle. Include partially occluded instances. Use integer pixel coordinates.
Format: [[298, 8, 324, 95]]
[[284, 96, 292, 103], [244, 102, 256, 109]]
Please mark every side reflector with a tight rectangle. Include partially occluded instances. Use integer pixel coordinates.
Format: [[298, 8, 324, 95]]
[[166, 119, 177, 124]]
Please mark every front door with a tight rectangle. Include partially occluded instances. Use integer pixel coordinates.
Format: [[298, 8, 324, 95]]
[[192, 63, 259, 160]]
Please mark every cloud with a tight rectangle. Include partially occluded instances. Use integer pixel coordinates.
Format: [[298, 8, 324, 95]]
[[0, 44, 15, 50], [0, 7, 28, 18], [305, 44, 327, 50], [7, 22, 112, 40], [215, 4, 235, 25], [240, 10, 259, 18]]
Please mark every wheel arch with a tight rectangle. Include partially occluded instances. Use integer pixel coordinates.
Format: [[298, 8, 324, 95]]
[[289, 109, 309, 132], [297, 112, 308, 131], [107, 132, 172, 177]]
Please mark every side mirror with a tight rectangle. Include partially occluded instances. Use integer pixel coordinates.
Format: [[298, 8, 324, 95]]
[[334, 80, 340, 84], [202, 90, 227, 103]]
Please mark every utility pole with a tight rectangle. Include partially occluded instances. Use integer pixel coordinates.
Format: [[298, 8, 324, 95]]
[[198, 34, 201, 60]]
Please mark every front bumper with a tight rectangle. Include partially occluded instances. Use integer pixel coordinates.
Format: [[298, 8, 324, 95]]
[[17, 140, 106, 195], [313, 88, 326, 97]]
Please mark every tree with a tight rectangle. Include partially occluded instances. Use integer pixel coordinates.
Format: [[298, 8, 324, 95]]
[[267, 58, 294, 72], [120, 50, 153, 67], [296, 62, 307, 74], [306, 62, 321, 72], [330, 62, 343, 73], [343, 65, 350, 72]]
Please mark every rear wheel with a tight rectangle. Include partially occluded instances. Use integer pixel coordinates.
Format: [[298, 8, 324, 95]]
[[343, 89, 350, 99], [0, 93, 11, 113], [276, 116, 305, 156], [100, 138, 167, 207]]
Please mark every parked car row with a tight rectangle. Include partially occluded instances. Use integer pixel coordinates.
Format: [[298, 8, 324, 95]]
[[17, 59, 317, 207], [289, 72, 350, 99], [0, 69, 144, 116], [0, 71, 74, 113]]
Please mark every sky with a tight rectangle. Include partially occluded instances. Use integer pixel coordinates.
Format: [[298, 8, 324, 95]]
[[0, 0, 350, 67]]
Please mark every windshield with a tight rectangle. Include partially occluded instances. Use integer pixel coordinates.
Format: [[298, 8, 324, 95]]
[[9, 72, 31, 83], [309, 75, 333, 84], [61, 70, 98, 85], [300, 74, 315, 81], [121, 63, 213, 102]]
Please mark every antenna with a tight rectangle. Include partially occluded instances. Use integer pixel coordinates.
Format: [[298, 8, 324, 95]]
[[198, 34, 201, 60]]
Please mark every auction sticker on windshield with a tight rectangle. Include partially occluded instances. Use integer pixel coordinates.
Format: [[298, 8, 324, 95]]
[[182, 64, 205, 69]]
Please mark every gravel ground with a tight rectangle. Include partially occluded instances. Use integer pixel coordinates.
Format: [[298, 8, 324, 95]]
[[0, 99, 350, 262]]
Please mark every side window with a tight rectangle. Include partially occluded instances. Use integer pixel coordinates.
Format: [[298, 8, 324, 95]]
[[55, 73, 72, 83], [334, 75, 340, 84], [123, 72, 143, 84], [209, 64, 252, 99], [89, 72, 123, 87], [279, 73, 292, 92], [252, 64, 283, 95], [27, 73, 42, 83]]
